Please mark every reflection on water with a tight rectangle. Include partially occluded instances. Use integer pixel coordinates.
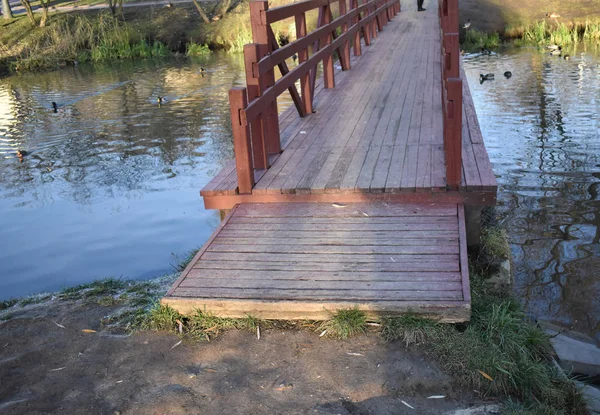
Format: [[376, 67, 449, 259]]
[[0, 54, 255, 298], [463, 46, 600, 342]]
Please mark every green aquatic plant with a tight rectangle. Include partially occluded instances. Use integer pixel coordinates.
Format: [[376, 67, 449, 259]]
[[186, 42, 211, 56]]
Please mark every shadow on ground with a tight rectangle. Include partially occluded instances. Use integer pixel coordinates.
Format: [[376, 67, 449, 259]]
[[0, 300, 495, 414]]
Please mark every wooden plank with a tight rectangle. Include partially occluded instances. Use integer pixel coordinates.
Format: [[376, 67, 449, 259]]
[[233, 202, 459, 217], [193, 259, 459, 272], [200, 251, 459, 263], [218, 229, 458, 238], [222, 222, 458, 231], [172, 287, 464, 301], [457, 204, 471, 305], [212, 237, 459, 246], [184, 268, 462, 282], [207, 243, 459, 255], [161, 297, 470, 321], [399, 145, 419, 191], [179, 278, 463, 291], [227, 216, 458, 224], [162, 297, 470, 321]]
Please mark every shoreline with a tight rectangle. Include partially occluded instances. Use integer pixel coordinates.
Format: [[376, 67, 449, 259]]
[[0, 226, 594, 413]]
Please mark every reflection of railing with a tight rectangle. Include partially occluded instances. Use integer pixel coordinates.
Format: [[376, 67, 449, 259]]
[[438, 0, 462, 189], [229, 0, 401, 193]]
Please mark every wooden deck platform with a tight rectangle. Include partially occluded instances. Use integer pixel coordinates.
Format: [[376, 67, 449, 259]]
[[162, 202, 471, 322], [201, 7, 496, 210]]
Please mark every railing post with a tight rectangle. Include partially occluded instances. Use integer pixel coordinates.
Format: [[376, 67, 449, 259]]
[[351, 0, 362, 56], [249, 0, 281, 154], [229, 88, 254, 194], [322, 3, 335, 89], [362, 0, 372, 46], [439, 0, 462, 190], [244, 43, 269, 170], [339, 0, 351, 70], [444, 79, 462, 189], [295, 12, 313, 114]]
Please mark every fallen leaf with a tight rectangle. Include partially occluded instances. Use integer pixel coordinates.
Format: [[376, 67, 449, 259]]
[[346, 352, 364, 356], [81, 329, 96, 333], [427, 395, 446, 399], [116, 380, 123, 384], [478, 370, 494, 381], [49, 367, 66, 372], [170, 340, 183, 350], [52, 321, 65, 329], [257, 326, 261, 340], [319, 330, 327, 337], [175, 319, 183, 335], [401, 400, 415, 409]]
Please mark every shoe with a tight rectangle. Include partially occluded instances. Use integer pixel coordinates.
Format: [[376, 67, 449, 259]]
[[418, 8, 426, 11]]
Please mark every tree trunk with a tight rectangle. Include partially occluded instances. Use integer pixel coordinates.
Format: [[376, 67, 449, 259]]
[[19, 0, 36, 26], [1, 0, 13, 19], [191, 0, 210, 24], [39, 0, 49, 27]]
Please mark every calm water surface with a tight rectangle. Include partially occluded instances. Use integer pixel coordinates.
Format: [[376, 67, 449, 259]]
[[1, 47, 599, 343], [0, 54, 251, 297], [463, 46, 600, 342]]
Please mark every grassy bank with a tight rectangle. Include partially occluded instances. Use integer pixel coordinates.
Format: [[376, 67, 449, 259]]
[[0, 0, 304, 74]]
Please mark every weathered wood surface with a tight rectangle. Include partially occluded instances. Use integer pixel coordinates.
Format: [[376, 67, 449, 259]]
[[201, 7, 496, 207], [163, 202, 471, 321]]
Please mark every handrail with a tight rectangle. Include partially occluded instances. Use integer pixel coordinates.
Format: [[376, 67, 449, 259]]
[[438, 0, 462, 189], [229, 0, 400, 193]]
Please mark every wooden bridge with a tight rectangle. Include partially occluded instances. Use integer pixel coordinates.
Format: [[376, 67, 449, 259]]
[[162, 0, 497, 322]]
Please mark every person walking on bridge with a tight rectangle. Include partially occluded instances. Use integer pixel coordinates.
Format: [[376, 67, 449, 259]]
[[417, 0, 426, 11]]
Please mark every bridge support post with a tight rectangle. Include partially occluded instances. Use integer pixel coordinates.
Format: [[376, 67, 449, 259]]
[[465, 206, 482, 248]]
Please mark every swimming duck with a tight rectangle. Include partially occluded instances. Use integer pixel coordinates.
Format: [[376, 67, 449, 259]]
[[51, 102, 58, 113], [563, 54, 571, 60], [550, 49, 562, 56], [480, 48, 492, 56], [504, 71, 512, 79], [157, 96, 166, 104], [463, 19, 471, 30], [16, 150, 29, 160], [200, 67, 206, 73], [479, 73, 495, 83], [546, 12, 561, 19], [547, 44, 561, 51]]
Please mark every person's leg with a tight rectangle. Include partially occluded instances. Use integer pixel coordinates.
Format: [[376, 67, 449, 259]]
[[417, 0, 425, 11]]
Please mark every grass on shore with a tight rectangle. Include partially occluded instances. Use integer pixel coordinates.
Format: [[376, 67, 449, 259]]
[[512, 20, 600, 46], [462, 29, 501, 52], [380, 270, 587, 414]]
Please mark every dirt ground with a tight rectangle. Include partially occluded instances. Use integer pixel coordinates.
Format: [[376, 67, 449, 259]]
[[0, 300, 500, 414]]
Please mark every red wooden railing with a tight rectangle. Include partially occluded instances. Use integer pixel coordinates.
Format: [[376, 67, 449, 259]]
[[229, 0, 401, 193], [438, 0, 462, 189]]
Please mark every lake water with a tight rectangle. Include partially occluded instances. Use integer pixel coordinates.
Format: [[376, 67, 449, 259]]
[[1, 46, 599, 341]]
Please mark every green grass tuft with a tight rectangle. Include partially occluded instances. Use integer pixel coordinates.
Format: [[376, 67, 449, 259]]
[[0, 298, 18, 311], [462, 29, 501, 52], [318, 307, 367, 339], [481, 227, 510, 259], [186, 42, 211, 56], [141, 304, 267, 341]]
